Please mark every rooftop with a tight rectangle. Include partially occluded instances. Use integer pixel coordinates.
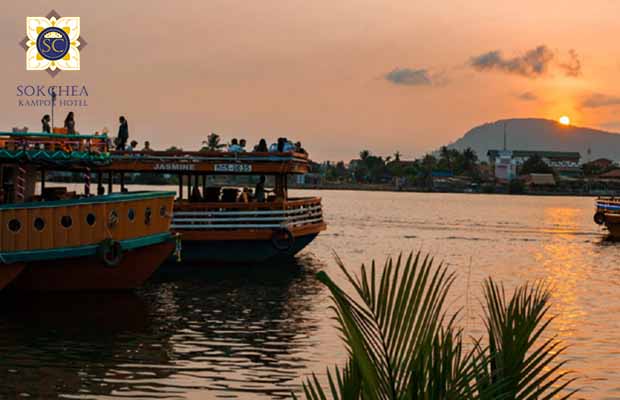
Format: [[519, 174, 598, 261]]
[[487, 150, 581, 159]]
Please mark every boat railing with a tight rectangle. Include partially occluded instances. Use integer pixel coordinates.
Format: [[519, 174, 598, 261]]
[[0, 132, 109, 154], [172, 198, 324, 230], [111, 150, 309, 162]]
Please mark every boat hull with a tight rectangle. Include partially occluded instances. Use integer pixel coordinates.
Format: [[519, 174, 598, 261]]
[[0, 263, 24, 290], [604, 217, 620, 240], [178, 233, 319, 265], [7, 240, 174, 291]]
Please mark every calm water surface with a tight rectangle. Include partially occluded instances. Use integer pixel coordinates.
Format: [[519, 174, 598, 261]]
[[0, 190, 618, 399]]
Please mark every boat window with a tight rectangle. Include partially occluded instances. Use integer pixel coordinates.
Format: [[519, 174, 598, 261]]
[[86, 213, 96, 226], [128, 208, 136, 222], [61, 215, 73, 228], [145, 207, 152, 225], [160, 205, 166, 217], [8, 219, 21, 233], [33, 217, 45, 231]]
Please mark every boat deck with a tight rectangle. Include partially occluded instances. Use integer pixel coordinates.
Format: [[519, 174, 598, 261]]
[[101, 150, 310, 174]]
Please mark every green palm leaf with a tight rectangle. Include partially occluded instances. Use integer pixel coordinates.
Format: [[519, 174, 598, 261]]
[[478, 279, 578, 400], [297, 251, 579, 400]]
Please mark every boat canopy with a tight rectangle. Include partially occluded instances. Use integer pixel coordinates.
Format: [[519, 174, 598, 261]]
[[0, 132, 110, 167], [103, 150, 310, 175]]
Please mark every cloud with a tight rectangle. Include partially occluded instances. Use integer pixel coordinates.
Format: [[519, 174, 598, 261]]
[[470, 45, 554, 78], [581, 93, 620, 108], [516, 91, 537, 101], [470, 45, 582, 78], [559, 49, 581, 77], [385, 68, 432, 86]]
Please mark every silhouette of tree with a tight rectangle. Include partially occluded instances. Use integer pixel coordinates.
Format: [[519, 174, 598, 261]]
[[201, 132, 225, 151]]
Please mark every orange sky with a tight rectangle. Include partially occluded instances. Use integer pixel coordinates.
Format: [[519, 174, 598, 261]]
[[3, 0, 620, 160]]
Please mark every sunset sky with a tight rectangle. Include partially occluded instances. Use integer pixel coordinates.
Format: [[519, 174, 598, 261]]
[[3, 0, 620, 160]]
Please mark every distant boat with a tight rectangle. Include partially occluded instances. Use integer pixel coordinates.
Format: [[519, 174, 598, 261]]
[[0, 132, 177, 291], [594, 197, 620, 239]]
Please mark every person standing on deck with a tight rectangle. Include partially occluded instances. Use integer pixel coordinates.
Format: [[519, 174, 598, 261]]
[[117, 116, 129, 150], [41, 114, 51, 133], [255, 175, 266, 202], [64, 112, 76, 134]]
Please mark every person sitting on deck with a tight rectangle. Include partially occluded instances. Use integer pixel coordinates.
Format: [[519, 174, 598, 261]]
[[142, 141, 153, 152], [228, 138, 242, 152], [64, 112, 76, 135], [239, 139, 247, 152], [254, 139, 268, 152], [126, 140, 138, 152], [255, 175, 266, 202], [238, 187, 251, 203], [283, 140, 296, 152], [41, 114, 51, 133], [269, 142, 278, 152], [295, 141, 307, 154]]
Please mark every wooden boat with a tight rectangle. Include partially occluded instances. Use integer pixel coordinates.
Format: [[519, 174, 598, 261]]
[[101, 149, 326, 264], [594, 197, 620, 238], [0, 132, 177, 291]]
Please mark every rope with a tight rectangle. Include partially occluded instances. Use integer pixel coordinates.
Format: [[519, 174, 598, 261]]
[[15, 165, 26, 201], [84, 167, 91, 196]]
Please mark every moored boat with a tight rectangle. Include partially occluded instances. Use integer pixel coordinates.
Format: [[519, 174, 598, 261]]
[[0, 132, 177, 291], [103, 149, 326, 264], [593, 196, 620, 238]]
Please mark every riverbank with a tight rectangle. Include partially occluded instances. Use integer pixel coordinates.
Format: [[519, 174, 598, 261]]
[[289, 182, 612, 197]]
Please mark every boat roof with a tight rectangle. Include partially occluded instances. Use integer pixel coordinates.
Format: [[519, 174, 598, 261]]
[[0, 131, 111, 167], [101, 150, 311, 175], [0, 190, 175, 210]]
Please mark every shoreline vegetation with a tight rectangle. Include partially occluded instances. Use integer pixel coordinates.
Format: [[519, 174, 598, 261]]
[[45, 175, 611, 197], [296, 251, 578, 399], [44, 138, 620, 196]]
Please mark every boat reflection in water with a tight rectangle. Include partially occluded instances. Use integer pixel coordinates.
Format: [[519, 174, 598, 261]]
[[0, 255, 326, 399]]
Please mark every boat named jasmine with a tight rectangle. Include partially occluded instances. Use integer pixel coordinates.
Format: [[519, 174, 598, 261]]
[[102, 148, 326, 264]]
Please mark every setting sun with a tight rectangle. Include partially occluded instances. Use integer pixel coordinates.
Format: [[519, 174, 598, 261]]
[[559, 116, 571, 125]]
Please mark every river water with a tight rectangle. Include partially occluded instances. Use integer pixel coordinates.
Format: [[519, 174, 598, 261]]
[[0, 189, 617, 399]]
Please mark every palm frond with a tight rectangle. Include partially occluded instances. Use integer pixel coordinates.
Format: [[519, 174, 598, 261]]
[[297, 252, 579, 400], [479, 278, 578, 400], [315, 251, 477, 398]]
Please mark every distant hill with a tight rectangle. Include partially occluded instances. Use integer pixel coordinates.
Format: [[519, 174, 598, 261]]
[[446, 118, 620, 162]]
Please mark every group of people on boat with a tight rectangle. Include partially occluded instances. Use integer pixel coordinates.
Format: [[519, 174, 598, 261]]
[[226, 137, 306, 154], [188, 175, 271, 204], [41, 112, 77, 134], [35, 112, 307, 157]]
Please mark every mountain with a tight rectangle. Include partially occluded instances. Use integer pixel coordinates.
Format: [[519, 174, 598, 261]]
[[446, 118, 620, 161]]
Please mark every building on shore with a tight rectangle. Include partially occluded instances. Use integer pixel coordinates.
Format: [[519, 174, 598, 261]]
[[487, 150, 581, 179]]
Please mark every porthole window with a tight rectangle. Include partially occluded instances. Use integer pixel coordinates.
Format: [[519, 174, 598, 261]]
[[128, 208, 136, 222], [86, 213, 96, 226], [8, 219, 21, 233], [144, 207, 152, 225], [60, 215, 73, 229], [160, 205, 167, 217], [33, 217, 45, 231]]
